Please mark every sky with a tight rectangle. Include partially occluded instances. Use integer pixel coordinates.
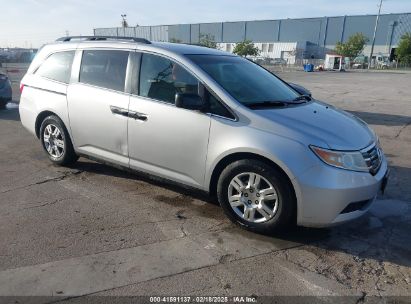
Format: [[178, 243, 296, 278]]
[[1, 0, 411, 48]]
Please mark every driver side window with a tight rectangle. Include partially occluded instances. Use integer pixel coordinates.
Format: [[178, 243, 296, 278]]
[[139, 53, 199, 104]]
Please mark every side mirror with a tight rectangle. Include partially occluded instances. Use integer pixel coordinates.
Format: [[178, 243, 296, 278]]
[[288, 83, 312, 97], [175, 93, 205, 111]]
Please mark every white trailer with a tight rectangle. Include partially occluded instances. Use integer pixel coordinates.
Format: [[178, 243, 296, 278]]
[[324, 54, 345, 71]]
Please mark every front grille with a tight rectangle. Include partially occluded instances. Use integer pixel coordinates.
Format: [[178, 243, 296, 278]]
[[362, 144, 382, 175]]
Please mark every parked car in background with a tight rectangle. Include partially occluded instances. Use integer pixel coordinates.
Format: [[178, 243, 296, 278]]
[[352, 55, 369, 69], [248, 56, 268, 65], [269, 58, 287, 65], [353, 54, 391, 69], [19, 36, 388, 233], [0, 73, 12, 109]]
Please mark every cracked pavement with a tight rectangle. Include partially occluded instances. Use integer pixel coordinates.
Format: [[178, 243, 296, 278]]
[[0, 70, 410, 303]]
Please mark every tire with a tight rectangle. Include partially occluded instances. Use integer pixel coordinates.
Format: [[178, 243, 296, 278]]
[[39, 115, 78, 166], [0, 100, 6, 110], [217, 159, 296, 234]]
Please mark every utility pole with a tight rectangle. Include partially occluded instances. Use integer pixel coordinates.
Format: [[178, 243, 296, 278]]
[[369, 0, 383, 69]]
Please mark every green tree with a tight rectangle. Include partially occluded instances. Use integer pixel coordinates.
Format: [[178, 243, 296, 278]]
[[335, 33, 369, 59], [396, 33, 411, 64], [198, 34, 217, 49], [169, 38, 182, 43], [233, 40, 260, 57]]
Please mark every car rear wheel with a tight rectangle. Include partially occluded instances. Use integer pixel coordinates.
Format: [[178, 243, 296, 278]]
[[217, 159, 296, 234], [40, 115, 78, 166]]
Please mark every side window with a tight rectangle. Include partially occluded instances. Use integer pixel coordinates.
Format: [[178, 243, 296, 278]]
[[35, 51, 75, 84], [207, 91, 235, 119], [139, 53, 199, 104], [79, 50, 129, 92]]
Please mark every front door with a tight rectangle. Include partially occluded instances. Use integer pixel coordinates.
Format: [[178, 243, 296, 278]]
[[127, 52, 211, 188], [67, 49, 130, 166]]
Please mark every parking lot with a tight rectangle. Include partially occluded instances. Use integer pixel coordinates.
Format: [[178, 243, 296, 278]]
[[0, 70, 410, 302]]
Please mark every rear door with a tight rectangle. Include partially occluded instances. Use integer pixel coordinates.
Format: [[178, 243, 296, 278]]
[[67, 49, 131, 166]]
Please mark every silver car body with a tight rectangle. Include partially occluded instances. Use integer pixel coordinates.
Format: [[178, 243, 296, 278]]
[[19, 40, 388, 227]]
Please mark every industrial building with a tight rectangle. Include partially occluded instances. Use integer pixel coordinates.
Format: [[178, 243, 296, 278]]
[[94, 13, 411, 64]]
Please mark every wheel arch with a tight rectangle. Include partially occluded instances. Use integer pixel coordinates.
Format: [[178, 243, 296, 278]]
[[208, 151, 299, 225], [208, 152, 297, 199], [35, 110, 58, 138], [35, 110, 72, 141]]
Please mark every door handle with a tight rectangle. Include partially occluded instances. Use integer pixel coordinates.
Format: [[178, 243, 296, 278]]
[[129, 111, 148, 121], [110, 105, 129, 117]]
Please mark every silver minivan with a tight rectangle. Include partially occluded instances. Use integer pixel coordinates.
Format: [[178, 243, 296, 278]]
[[19, 36, 389, 233]]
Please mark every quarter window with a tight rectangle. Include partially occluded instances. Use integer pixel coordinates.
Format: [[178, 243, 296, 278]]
[[79, 50, 129, 92], [139, 53, 199, 104], [208, 93, 235, 119], [35, 51, 75, 84]]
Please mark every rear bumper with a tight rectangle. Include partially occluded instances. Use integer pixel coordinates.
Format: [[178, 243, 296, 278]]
[[19, 99, 37, 136], [295, 155, 388, 227]]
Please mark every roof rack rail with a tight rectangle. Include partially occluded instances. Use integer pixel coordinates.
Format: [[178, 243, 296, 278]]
[[56, 36, 151, 44]]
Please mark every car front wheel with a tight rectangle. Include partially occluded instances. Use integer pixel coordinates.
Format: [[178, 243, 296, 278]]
[[217, 159, 296, 234]]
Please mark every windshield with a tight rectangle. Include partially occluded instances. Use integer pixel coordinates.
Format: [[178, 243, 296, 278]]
[[187, 55, 299, 106]]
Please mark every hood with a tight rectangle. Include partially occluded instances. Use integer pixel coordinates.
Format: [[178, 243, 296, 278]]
[[254, 101, 375, 150]]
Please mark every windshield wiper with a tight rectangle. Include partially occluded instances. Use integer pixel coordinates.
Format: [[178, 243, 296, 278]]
[[245, 101, 288, 109], [292, 94, 312, 103]]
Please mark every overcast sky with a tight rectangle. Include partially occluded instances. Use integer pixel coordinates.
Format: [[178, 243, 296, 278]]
[[2, 0, 411, 48]]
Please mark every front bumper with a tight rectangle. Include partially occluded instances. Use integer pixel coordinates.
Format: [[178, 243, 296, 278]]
[[295, 154, 388, 227]]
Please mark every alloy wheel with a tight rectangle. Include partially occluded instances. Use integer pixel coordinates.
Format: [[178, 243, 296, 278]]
[[228, 172, 278, 223], [43, 124, 65, 158]]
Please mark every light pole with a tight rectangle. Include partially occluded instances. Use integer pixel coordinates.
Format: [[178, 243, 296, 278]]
[[369, 0, 383, 69], [121, 14, 127, 28]]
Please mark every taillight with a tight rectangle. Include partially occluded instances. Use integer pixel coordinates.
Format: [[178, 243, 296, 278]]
[[20, 83, 25, 94]]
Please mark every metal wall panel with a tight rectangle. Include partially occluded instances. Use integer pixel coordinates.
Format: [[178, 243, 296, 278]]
[[279, 18, 324, 44], [135, 26, 151, 40], [246, 20, 279, 42], [199, 23, 223, 42], [318, 17, 328, 47], [343, 15, 375, 43], [116, 27, 125, 37], [151, 25, 168, 41], [94, 13, 410, 50], [169, 24, 191, 43], [223, 22, 245, 42], [374, 14, 402, 46], [94, 27, 118, 36], [324, 17, 345, 46], [191, 24, 200, 44], [393, 13, 411, 46], [124, 27, 135, 37]]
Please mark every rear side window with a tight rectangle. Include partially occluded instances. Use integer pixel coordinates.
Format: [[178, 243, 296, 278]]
[[139, 53, 199, 104], [80, 50, 129, 92], [35, 51, 75, 84]]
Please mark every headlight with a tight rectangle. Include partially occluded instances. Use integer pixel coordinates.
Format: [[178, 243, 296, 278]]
[[310, 145, 369, 172]]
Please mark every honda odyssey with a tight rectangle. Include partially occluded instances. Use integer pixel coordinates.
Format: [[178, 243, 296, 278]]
[[19, 36, 389, 233]]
